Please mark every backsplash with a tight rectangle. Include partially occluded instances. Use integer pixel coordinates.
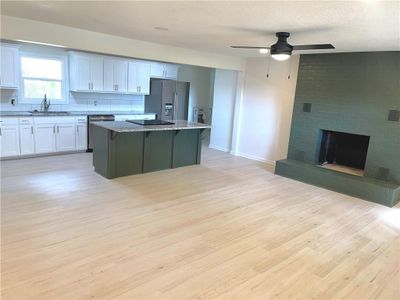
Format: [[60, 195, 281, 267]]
[[0, 90, 145, 113]]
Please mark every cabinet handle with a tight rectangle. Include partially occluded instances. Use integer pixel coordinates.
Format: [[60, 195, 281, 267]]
[[88, 82, 91, 90], [31, 126, 33, 134], [57, 126, 59, 133], [116, 84, 118, 91], [0, 127, 2, 136], [53, 126, 55, 134], [77, 126, 79, 133]]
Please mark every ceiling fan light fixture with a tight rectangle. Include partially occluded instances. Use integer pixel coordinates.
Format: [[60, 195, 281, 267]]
[[259, 48, 269, 54], [271, 53, 291, 61]]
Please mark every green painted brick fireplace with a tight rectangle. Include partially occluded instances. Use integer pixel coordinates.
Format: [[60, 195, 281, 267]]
[[276, 51, 400, 207]]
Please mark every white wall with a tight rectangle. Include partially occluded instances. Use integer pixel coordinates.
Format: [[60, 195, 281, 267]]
[[177, 65, 213, 123], [1, 15, 245, 71], [235, 56, 299, 165], [209, 69, 238, 152]]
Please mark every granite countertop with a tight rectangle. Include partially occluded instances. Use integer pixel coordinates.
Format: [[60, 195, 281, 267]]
[[0, 111, 155, 117], [92, 120, 211, 132]]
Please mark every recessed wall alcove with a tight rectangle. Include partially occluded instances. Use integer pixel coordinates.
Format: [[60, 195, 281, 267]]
[[317, 130, 370, 177]]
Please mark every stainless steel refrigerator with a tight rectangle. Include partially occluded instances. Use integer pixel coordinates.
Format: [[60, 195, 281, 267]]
[[145, 79, 190, 121]]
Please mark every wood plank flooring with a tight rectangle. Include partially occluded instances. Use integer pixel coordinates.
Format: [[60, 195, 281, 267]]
[[1, 147, 399, 299]]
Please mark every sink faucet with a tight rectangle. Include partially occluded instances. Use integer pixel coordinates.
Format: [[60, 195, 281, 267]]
[[41, 94, 51, 112]]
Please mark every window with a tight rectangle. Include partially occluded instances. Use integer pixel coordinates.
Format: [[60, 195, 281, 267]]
[[20, 54, 68, 103]]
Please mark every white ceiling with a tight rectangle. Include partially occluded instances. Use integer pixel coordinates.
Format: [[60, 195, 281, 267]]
[[1, 1, 399, 57]]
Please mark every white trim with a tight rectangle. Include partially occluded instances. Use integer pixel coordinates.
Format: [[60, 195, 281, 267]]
[[208, 144, 231, 152], [235, 151, 276, 166], [18, 52, 69, 104]]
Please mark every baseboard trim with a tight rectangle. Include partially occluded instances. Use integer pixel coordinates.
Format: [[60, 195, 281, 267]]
[[1, 150, 88, 161], [235, 152, 276, 166], [208, 144, 231, 152]]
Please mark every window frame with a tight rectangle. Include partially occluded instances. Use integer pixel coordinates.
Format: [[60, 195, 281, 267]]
[[19, 52, 69, 104]]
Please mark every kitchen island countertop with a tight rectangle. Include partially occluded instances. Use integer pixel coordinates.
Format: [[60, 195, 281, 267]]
[[92, 120, 211, 133]]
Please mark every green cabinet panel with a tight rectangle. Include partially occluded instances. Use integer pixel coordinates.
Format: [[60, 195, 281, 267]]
[[93, 126, 110, 178], [172, 129, 200, 168], [109, 132, 144, 178], [143, 130, 173, 173]]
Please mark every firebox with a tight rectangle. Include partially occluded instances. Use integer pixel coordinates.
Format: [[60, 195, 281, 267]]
[[318, 130, 370, 176]]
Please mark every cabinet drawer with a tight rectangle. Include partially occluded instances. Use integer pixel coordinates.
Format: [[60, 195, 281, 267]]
[[34, 116, 76, 124], [75, 116, 87, 123], [0, 117, 19, 125], [19, 117, 34, 125]]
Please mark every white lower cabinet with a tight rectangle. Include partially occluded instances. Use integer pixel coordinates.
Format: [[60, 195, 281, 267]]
[[0, 125, 20, 157], [55, 123, 75, 152], [75, 121, 87, 150], [34, 117, 77, 153], [20, 125, 35, 155], [19, 117, 35, 155], [34, 123, 56, 153]]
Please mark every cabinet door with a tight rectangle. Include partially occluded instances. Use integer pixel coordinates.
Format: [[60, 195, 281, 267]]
[[20, 125, 35, 155], [0, 125, 20, 157], [90, 56, 104, 91], [137, 63, 151, 94], [150, 63, 165, 78], [103, 59, 115, 92], [74, 55, 92, 91], [56, 123, 75, 152], [75, 123, 87, 150], [34, 124, 56, 153], [164, 65, 178, 79], [127, 62, 139, 93], [143, 131, 173, 173], [0, 47, 17, 88], [114, 60, 128, 93]]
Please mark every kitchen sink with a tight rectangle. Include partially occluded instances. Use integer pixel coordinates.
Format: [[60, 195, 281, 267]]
[[29, 111, 71, 116]]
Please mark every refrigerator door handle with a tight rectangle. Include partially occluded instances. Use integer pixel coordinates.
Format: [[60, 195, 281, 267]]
[[174, 92, 178, 120]]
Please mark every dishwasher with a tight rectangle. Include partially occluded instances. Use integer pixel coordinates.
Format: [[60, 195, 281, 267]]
[[87, 114, 115, 151]]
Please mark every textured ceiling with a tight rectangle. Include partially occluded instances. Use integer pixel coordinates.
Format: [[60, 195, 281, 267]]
[[1, 1, 399, 57]]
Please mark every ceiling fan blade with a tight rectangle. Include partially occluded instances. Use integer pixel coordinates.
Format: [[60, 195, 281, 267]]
[[230, 46, 270, 49], [292, 44, 335, 50]]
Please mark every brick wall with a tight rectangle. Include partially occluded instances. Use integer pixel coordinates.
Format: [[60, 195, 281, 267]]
[[287, 52, 400, 184]]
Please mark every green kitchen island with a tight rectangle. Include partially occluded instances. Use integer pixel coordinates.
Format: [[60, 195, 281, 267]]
[[92, 120, 211, 179]]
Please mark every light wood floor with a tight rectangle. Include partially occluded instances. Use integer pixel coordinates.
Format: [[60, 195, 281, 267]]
[[1, 148, 399, 300]]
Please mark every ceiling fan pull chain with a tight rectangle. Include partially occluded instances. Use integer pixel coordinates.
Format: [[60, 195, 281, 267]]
[[288, 57, 292, 79], [266, 56, 271, 78]]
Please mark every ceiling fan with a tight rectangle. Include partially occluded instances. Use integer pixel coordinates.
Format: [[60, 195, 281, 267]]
[[231, 32, 335, 61]]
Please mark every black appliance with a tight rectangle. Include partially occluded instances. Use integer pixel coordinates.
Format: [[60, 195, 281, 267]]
[[87, 114, 115, 151], [145, 79, 189, 121]]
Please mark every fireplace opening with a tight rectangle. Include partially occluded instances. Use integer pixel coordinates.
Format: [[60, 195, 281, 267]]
[[318, 130, 370, 177]]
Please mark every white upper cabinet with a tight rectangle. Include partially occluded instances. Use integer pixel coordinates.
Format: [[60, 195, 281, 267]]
[[128, 61, 150, 95], [0, 45, 19, 89], [104, 58, 128, 93], [164, 64, 179, 79], [69, 51, 178, 94], [150, 62, 178, 79], [69, 52, 104, 92]]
